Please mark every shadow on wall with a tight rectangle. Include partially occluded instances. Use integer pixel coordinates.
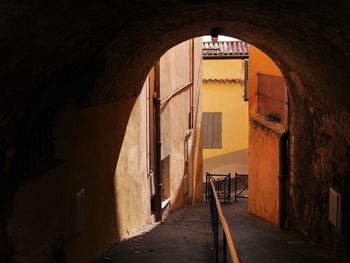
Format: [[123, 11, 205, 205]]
[[203, 149, 248, 177]]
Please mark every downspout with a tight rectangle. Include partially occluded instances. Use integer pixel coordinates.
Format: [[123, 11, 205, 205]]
[[154, 60, 162, 222], [279, 130, 289, 229], [190, 38, 194, 129]]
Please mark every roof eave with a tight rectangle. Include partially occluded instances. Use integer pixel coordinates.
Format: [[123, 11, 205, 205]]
[[203, 55, 249, 60]]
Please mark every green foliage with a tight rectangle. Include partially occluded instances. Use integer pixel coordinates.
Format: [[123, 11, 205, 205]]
[[265, 112, 282, 123]]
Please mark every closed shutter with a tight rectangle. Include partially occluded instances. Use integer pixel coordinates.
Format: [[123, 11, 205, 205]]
[[202, 112, 222, 149], [244, 60, 249, 101]]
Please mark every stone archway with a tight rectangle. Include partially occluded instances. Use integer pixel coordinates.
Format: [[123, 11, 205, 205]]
[[1, 1, 349, 261]]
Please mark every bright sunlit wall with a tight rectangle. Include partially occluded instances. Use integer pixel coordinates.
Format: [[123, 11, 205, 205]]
[[202, 59, 248, 175]]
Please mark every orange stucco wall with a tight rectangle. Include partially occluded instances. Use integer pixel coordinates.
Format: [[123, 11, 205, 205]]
[[248, 115, 286, 225], [248, 45, 286, 226]]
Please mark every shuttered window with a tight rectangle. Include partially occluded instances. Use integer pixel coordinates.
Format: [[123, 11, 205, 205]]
[[202, 112, 222, 149], [243, 59, 249, 101]]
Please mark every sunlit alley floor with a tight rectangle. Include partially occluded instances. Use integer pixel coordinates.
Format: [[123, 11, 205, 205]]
[[94, 200, 340, 263]]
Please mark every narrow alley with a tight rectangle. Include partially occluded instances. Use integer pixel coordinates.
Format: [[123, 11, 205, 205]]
[[94, 200, 338, 263], [1, 2, 350, 262]]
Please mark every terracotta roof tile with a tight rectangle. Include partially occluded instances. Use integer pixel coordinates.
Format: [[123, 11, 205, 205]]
[[202, 79, 242, 84], [202, 41, 249, 58]]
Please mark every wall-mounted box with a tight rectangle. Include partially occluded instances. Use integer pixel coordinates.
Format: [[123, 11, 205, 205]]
[[329, 187, 341, 229]]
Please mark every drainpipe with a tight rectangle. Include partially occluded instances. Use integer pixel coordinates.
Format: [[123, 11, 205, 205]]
[[154, 60, 162, 222], [279, 130, 290, 229], [190, 38, 194, 129]]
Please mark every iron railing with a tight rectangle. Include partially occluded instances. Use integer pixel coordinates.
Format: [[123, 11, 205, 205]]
[[210, 181, 240, 263], [234, 173, 248, 200], [206, 172, 231, 203]]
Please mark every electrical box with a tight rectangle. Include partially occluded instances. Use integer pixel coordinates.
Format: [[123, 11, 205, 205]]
[[329, 187, 341, 229]]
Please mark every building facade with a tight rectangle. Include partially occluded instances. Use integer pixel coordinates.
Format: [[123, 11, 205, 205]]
[[202, 41, 249, 178], [248, 45, 288, 226], [115, 38, 203, 239]]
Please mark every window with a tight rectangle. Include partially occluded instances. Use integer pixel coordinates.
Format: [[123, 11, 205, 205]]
[[243, 59, 249, 101], [202, 112, 222, 149]]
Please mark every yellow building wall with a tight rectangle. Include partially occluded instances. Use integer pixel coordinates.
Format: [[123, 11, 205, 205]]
[[203, 59, 244, 80], [202, 59, 248, 175]]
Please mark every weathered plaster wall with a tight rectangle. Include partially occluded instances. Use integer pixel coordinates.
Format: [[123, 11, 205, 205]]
[[7, 100, 135, 262], [113, 39, 204, 241], [191, 39, 204, 203], [160, 39, 203, 210], [247, 45, 285, 226], [248, 115, 286, 226], [161, 91, 190, 209], [114, 84, 151, 240], [160, 41, 191, 99]]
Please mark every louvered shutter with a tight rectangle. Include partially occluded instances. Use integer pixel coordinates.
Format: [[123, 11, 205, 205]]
[[202, 112, 222, 149]]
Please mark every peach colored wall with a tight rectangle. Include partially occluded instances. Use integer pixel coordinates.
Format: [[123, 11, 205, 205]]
[[192, 38, 204, 203], [160, 38, 203, 210], [248, 45, 283, 116], [248, 45, 286, 226], [248, 115, 286, 225], [114, 84, 153, 239], [160, 41, 192, 209]]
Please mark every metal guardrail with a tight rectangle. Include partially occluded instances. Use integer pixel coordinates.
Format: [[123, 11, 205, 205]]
[[206, 172, 231, 203], [234, 173, 248, 200], [210, 181, 241, 263]]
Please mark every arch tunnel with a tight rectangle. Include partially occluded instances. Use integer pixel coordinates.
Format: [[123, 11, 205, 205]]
[[0, 1, 349, 262]]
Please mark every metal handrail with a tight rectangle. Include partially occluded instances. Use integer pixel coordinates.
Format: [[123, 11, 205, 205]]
[[210, 180, 240, 263]]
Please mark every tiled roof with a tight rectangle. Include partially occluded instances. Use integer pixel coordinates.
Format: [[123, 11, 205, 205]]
[[202, 41, 249, 58], [203, 79, 242, 84]]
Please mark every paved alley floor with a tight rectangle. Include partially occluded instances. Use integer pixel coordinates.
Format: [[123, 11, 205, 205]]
[[93, 203, 214, 263], [222, 199, 340, 263], [94, 200, 340, 263]]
